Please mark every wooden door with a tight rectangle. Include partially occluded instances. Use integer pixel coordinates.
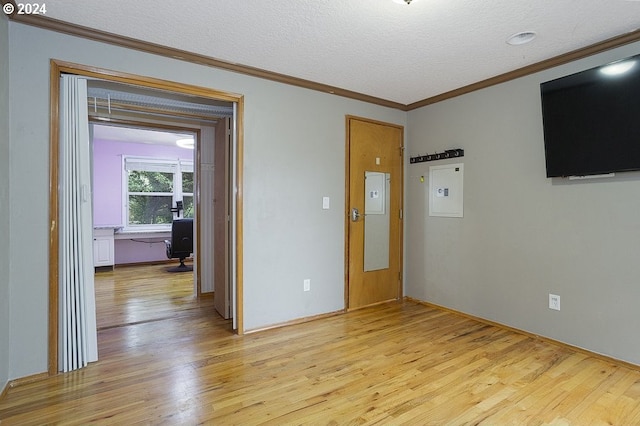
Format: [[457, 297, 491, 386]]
[[346, 116, 404, 309], [214, 118, 231, 319]]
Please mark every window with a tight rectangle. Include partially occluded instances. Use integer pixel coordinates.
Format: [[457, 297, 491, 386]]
[[124, 157, 193, 229]]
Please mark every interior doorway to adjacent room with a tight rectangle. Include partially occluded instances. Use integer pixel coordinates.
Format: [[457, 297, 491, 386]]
[[49, 60, 244, 375]]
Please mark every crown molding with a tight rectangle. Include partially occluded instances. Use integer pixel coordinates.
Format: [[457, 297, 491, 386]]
[[407, 29, 640, 110], [6, 10, 406, 110], [5, 3, 640, 112]]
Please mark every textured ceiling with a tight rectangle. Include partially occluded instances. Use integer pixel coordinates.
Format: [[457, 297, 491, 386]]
[[41, 0, 640, 105]]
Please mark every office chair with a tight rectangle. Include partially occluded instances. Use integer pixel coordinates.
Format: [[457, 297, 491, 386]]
[[164, 218, 193, 272]]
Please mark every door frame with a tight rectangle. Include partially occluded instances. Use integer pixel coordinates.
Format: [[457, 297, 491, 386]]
[[48, 59, 245, 375], [344, 115, 404, 310]]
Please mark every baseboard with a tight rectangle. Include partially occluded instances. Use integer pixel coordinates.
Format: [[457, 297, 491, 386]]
[[0, 380, 8, 400], [114, 259, 182, 268], [244, 309, 345, 334], [406, 297, 640, 371], [346, 298, 398, 312], [1, 371, 50, 399]]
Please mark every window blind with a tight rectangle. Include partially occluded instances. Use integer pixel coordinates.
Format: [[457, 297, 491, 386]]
[[124, 157, 178, 174]]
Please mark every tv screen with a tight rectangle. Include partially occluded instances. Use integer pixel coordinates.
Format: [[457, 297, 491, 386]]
[[540, 53, 640, 178]]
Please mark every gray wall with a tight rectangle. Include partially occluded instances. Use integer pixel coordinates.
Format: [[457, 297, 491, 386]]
[[8, 17, 640, 383], [0, 14, 10, 392], [406, 40, 640, 365], [6, 22, 405, 379]]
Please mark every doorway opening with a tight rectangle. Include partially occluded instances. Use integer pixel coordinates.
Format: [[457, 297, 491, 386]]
[[90, 122, 198, 329], [48, 60, 244, 375]]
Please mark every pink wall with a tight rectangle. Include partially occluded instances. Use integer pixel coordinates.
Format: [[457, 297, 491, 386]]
[[92, 139, 193, 226], [114, 239, 168, 265], [93, 139, 193, 264]]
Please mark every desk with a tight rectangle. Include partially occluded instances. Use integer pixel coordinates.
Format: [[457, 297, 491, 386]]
[[114, 229, 171, 240], [94, 227, 173, 266]]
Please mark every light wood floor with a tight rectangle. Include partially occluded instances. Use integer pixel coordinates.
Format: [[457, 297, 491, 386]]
[[94, 263, 206, 330], [2, 268, 640, 424]]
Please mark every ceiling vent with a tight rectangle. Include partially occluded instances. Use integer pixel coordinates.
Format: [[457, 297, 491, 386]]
[[506, 31, 537, 46]]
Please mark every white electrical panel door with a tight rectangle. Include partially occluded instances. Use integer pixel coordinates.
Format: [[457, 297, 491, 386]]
[[429, 163, 464, 217]]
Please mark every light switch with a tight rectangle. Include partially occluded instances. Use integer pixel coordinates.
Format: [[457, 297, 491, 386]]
[[322, 196, 330, 210]]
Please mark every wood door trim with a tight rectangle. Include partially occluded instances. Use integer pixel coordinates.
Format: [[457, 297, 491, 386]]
[[344, 115, 404, 310], [48, 59, 60, 377], [343, 117, 351, 310], [49, 59, 245, 375]]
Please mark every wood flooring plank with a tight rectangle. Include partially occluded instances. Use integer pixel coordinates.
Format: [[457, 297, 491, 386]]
[[2, 265, 640, 424]]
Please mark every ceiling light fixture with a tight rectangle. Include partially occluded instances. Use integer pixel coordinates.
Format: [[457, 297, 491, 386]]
[[600, 60, 636, 76], [506, 31, 537, 46], [392, 0, 418, 4], [176, 138, 195, 149]]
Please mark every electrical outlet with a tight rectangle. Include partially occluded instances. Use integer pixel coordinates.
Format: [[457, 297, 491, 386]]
[[304, 279, 311, 292], [549, 294, 561, 311]]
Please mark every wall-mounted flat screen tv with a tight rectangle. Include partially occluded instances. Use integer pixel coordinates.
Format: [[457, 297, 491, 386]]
[[540, 53, 640, 178]]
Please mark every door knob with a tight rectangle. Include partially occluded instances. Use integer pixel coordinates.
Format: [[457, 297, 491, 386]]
[[351, 207, 361, 222]]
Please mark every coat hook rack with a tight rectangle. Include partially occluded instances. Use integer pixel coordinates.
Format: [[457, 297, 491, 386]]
[[410, 149, 464, 164]]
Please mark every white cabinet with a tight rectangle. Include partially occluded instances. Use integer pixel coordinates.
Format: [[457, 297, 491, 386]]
[[93, 228, 115, 268]]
